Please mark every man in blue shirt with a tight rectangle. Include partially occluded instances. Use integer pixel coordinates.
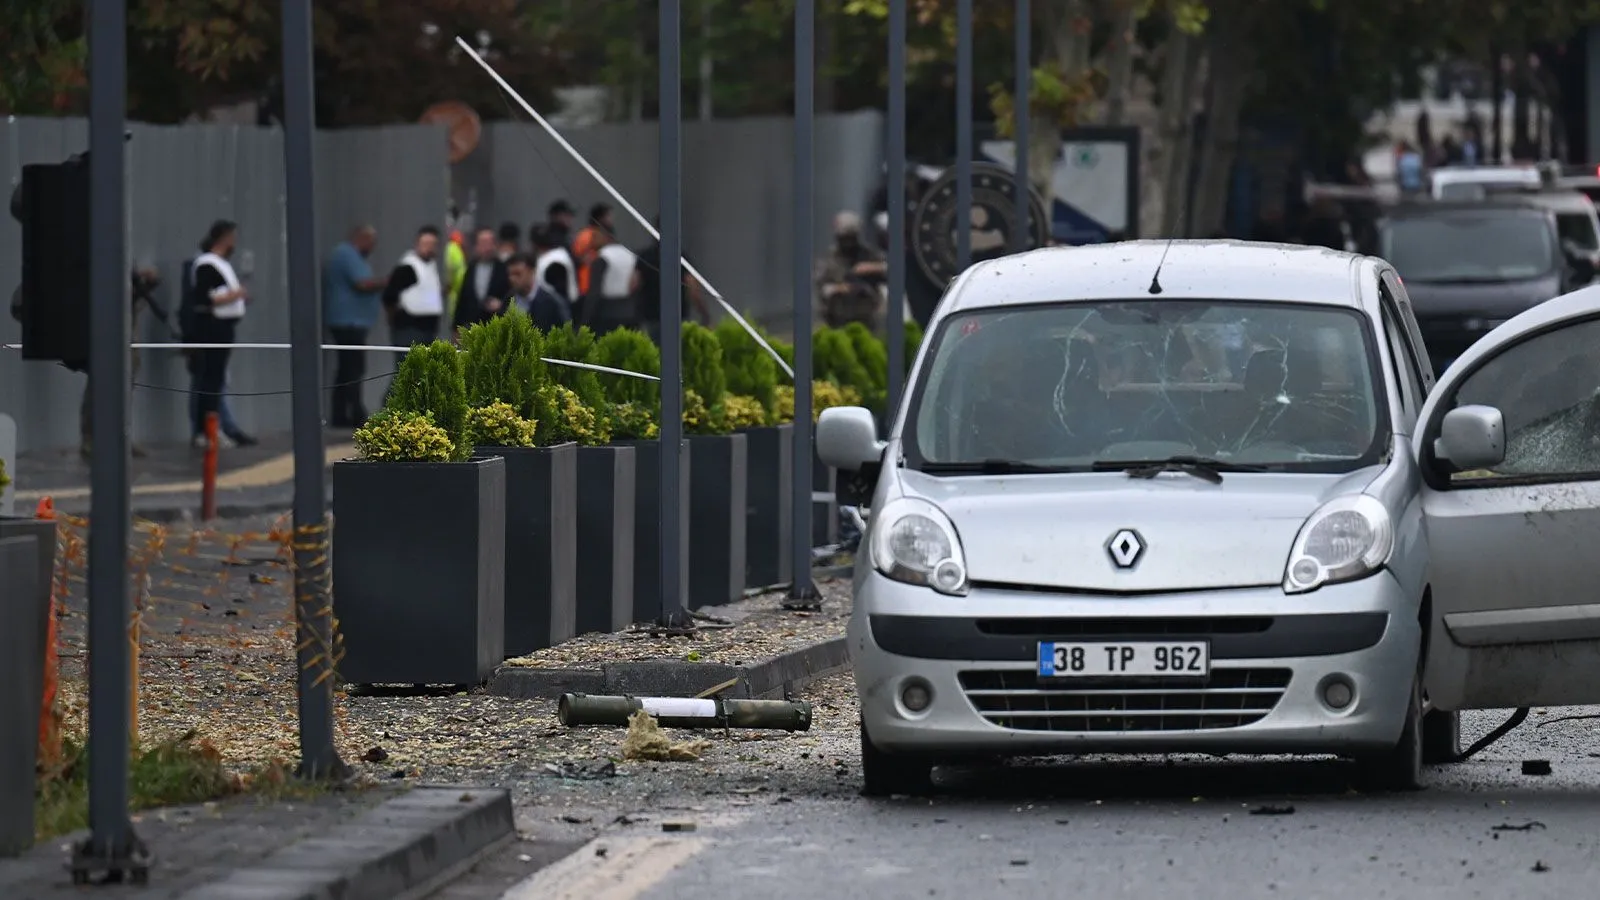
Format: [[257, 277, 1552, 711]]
[[323, 225, 386, 427]]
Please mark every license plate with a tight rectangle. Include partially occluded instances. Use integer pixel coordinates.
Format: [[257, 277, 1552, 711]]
[[1036, 641, 1210, 678]]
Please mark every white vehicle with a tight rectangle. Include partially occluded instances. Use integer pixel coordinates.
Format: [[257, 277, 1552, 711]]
[[1430, 166, 1540, 201], [822, 240, 1600, 796], [1519, 190, 1600, 264]]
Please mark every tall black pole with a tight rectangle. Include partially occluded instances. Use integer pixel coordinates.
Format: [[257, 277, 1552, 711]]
[[75, 0, 146, 878], [788, 0, 819, 607], [956, 0, 973, 271], [281, 0, 347, 779], [659, 0, 689, 626], [1013, 0, 1031, 254], [885, 0, 907, 418]]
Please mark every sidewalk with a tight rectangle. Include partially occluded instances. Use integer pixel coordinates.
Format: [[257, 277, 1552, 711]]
[[11, 431, 353, 520]]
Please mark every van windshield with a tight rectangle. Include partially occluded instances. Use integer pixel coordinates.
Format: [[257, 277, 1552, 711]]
[[1380, 214, 1557, 282], [905, 300, 1388, 474]]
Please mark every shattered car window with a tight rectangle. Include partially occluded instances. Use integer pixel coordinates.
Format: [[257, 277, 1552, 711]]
[[907, 300, 1387, 472], [1451, 317, 1600, 480]]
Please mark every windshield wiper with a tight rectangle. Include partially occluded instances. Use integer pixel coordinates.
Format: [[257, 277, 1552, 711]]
[[1091, 454, 1266, 484], [918, 459, 1071, 475]]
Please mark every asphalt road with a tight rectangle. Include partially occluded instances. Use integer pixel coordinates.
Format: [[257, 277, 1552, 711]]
[[472, 708, 1600, 900]]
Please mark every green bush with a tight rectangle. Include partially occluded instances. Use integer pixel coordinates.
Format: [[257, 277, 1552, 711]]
[[353, 409, 458, 462], [770, 336, 795, 372], [714, 318, 779, 413], [541, 324, 609, 412], [384, 341, 469, 459], [840, 321, 888, 412], [682, 322, 729, 433], [459, 307, 546, 420], [812, 327, 871, 400], [723, 394, 768, 431], [589, 327, 661, 411], [465, 401, 537, 448]]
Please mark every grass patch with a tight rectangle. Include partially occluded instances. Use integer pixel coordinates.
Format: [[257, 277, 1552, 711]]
[[33, 730, 321, 843]]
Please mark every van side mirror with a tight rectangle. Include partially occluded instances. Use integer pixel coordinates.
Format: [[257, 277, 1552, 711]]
[[1434, 405, 1505, 470], [817, 406, 885, 472]]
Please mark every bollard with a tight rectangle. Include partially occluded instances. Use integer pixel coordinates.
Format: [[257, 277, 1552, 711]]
[[201, 411, 219, 521], [558, 693, 812, 731]]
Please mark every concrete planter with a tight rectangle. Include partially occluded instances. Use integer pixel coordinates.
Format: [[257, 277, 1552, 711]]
[[575, 446, 635, 635], [611, 439, 690, 624], [740, 424, 793, 588], [687, 433, 748, 609], [475, 444, 577, 657], [332, 457, 505, 686], [0, 517, 53, 857]]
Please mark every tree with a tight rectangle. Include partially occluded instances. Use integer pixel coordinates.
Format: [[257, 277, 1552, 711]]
[[0, 0, 86, 115]]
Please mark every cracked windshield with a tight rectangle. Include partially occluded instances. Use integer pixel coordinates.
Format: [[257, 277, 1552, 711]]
[[909, 301, 1384, 471], [1452, 317, 1600, 479]]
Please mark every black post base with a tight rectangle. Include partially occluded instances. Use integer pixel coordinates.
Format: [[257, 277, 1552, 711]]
[[657, 607, 696, 630], [782, 581, 822, 611], [70, 830, 153, 885], [294, 757, 354, 782]]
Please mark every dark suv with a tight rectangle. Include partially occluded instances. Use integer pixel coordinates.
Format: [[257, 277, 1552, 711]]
[[1378, 197, 1596, 375]]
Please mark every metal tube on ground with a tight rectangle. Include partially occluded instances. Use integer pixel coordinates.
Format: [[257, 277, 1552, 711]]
[[558, 694, 813, 732]]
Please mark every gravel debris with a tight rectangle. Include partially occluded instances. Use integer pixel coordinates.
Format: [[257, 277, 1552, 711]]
[[47, 513, 866, 828]]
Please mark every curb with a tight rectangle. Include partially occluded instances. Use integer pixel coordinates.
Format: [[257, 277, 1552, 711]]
[[178, 785, 515, 900], [488, 635, 851, 701]]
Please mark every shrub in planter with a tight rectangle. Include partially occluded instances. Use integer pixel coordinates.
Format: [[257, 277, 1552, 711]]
[[590, 327, 662, 413], [608, 401, 659, 441], [813, 327, 871, 405], [543, 324, 610, 412], [722, 395, 767, 431], [461, 307, 546, 418], [840, 321, 889, 413], [714, 318, 779, 414], [682, 322, 729, 432], [334, 365, 506, 686], [465, 401, 537, 449]]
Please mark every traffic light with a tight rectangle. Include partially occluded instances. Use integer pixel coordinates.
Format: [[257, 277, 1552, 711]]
[[12, 154, 91, 368]]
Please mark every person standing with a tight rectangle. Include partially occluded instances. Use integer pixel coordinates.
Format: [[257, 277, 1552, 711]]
[[381, 226, 446, 358], [323, 224, 386, 428], [545, 200, 576, 250], [189, 220, 252, 448], [572, 203, 613, 300], [816, 211, 888, 330], [507, 252, 571, 330], [496, 222, 522, 261], [452, 226, 512, 333], [633, 220, 710, 342], [583, 229, 638, 335], [531, 224, 576, 306]]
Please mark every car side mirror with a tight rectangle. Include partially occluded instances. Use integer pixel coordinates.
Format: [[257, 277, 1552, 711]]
[[1434, 405, 1505, 470], [817, 406, 885, 472]]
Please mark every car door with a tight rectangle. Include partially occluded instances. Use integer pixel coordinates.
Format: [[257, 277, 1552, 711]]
[[1416, 287, 1600, 710]]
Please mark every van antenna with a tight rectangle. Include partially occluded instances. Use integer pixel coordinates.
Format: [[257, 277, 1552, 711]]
[[1148, 237, 1174, 295]]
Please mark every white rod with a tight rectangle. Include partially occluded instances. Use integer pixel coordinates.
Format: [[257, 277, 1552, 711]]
[[452, 35, 796, 382], [0, 343, 660, 380]]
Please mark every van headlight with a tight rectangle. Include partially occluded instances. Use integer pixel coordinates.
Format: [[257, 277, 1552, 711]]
[[869, 497, 969, 595], [1283, 494, 1394, 594]]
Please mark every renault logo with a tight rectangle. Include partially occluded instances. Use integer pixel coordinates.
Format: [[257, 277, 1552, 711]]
[[1106, 529, 1145, 569]]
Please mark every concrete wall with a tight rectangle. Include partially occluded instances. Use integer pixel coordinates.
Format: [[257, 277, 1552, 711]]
[[0, 118, 450, 453]]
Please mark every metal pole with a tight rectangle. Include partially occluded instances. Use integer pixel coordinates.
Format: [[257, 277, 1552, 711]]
[[885, 0, 907, 418], [956, 0, 973, 271], [76, 0, 146, 879], [281, 0, 347, 780], [1013, 0, 1031, 254], [659, 0, 689, 627], [788, 0, 819, 607]]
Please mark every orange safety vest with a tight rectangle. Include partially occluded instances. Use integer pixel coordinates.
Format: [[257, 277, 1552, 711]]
[[572, 226, 603, 296]]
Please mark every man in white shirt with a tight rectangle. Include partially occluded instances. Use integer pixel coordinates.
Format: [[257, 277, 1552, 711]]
[[381, 225, 445, 357], [581, 229, 639, 335], [531, 224, 575, 308]]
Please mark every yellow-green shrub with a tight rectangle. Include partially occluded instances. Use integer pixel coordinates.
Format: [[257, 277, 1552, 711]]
[[540, 383, 608, 445], [723, 394, 768, 431], [353, 409, 457, 462], [465, 401, 537, 448], [609, 401, 660, 440]]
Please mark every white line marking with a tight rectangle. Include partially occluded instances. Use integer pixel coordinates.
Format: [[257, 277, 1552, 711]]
[[500, 835, 708, 900]]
